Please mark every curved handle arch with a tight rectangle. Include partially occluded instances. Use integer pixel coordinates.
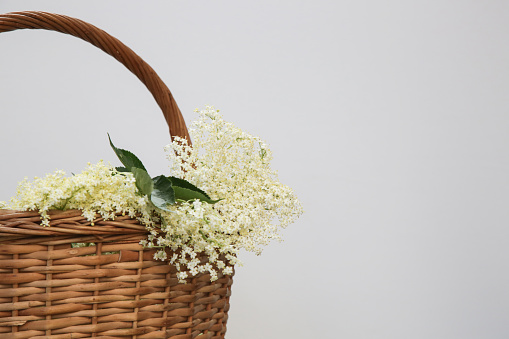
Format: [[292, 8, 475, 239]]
[[0, 11, 191, 144]]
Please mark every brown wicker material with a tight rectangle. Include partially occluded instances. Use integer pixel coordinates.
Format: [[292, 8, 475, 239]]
[[0, 11, 233, 339]]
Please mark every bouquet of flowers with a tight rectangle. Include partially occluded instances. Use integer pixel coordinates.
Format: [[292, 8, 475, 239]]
[[1, 106, 303, 283]]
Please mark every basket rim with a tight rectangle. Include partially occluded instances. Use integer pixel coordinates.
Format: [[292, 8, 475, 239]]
[[0, 208, 150, 241]]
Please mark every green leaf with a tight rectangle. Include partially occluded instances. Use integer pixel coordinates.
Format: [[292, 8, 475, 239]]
[[107, 134, 220, 208], [131, 167, 153, 196], [108, 133, 147, 172], [151, 175, 175, 211], [173, 186, 221, 204], [168, 176, 211, 199]]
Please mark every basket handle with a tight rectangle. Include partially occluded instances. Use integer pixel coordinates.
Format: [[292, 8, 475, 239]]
[[0, 11, 191, 144]]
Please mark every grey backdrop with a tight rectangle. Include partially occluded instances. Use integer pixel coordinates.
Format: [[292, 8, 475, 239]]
[[1, 1, 509, 338]]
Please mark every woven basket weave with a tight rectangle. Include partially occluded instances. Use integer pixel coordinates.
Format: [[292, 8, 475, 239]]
[[0, 11, 233, 339]]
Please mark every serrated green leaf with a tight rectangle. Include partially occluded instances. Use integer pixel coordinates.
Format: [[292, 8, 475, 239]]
[[131, 167, 153, 196], [173, 186, 221, 204], [168, 176, 211, 199], [151, 175, 175, 211], [108, 133, 147, 172], [115, 166, 129, 172]]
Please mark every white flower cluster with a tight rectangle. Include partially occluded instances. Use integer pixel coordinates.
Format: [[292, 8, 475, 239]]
[[4, 161, 153, 227], [2, 106, 303, 283], [153, 106, 303, 281]]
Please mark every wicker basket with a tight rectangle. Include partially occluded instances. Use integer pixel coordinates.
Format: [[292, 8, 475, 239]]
[[0, 11, 233, 339]]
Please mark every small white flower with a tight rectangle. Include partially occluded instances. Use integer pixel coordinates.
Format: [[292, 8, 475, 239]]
[[177, 271, 188, 281], [223, 266, 233, 275], [153, 250, 167, 261]]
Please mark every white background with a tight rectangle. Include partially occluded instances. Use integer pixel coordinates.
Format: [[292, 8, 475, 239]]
[[1, 1, 509, 338]]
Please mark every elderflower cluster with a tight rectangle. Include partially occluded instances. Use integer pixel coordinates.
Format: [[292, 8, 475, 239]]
[[153, 106, 303, 280], [2, 106, 303, 283], [4, 161, 153, 227]]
